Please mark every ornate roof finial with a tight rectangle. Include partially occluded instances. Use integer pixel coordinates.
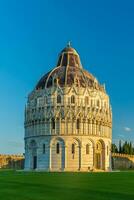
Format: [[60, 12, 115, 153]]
[[67, 41, 71, 47]]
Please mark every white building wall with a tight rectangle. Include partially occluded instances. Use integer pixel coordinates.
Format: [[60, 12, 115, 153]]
[[25, 135, 111, 171], [25, 83, 112, 172]]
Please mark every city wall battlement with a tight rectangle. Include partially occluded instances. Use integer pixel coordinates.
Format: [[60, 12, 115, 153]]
[[0, 154, 24, 169], [112, 153, 134, 169]]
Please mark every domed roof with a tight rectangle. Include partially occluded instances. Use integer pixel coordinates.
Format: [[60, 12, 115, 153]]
[[36, 43, 104, 91], [60, 43, 78, 55]]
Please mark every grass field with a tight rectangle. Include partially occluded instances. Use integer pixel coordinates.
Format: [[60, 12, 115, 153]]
[[0, 170, 134, 200]]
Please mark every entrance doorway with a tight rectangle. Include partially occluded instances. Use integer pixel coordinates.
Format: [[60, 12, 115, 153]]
[[95, 140, 105, 170], [95, 153, 101, 169], [33, 156, 37, 169]]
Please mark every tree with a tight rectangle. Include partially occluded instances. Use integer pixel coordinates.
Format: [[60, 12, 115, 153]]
[[119, 140, 122, 153], [111, 144, 118, 153], [129, 142, 132, 155], [123, 141, 129, 154]]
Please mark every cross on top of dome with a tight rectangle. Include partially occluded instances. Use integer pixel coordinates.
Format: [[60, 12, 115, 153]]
[[67, 41, 71, 48]]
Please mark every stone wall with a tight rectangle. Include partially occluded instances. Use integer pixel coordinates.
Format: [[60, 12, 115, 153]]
[[0, 154, 24, 169], [24, 135, 111, 171], [112, 153, 134, 170]]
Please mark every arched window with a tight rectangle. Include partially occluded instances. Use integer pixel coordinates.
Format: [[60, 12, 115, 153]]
[[30, 140, 37, 148], [96, 141, 102, 151], [85, 96, 89, 105], [57, 95, 61, 103], [52, 118, 55, 129], [43, 144, 46, 154], [91, 99, 93, 106], [72, 144, 75, 154], [45, 96, 48, 104], [56, 143, 60, 154], [76, 119, 80, 129], [71, 95, 75, 104], [97, 100, 100, 107], [99, 125, 101, 132], [86, 144, 90, 154]]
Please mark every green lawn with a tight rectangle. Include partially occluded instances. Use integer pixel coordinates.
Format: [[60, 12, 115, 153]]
[[0, 170, 134, 200]]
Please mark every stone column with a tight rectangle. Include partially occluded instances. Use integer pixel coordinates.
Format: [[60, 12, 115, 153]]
[[49, 119, 52, 135], [72, 120, 73, 135], [59, 118, 61, 135], [49, 145, 52, 171], [102, 145, 106, 170], [90, 120, 92, 135], [92, 122, 95, 135], [93, 146, 96, 170], [94, 121, 96, 135], [85, 119, 88, 135], [64, 145, 67, 171], [80, 119, 82, 135], [66, 119, 68, 135], [79, 145, 82, 171], [73, 120, 76, 135]]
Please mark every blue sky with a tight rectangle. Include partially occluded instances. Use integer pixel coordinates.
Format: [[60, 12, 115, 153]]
[[0, 0, 134, 153]]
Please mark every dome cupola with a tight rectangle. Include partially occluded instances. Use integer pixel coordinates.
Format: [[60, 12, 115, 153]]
[[36, 43, 104, 92], [57, 42, 82, 68]]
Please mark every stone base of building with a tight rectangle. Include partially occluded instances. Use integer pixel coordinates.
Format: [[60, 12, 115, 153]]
[[24, 167, 111, 172], [24, 135, 111, 172]]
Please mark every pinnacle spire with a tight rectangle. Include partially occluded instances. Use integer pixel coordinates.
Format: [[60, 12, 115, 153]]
[[67, 41, 71, 48]]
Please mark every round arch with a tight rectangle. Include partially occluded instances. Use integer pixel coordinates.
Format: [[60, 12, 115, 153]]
[[50, 137, 65, 171], [29, 139, 37, 170], [95, 139, 105, 170], [84, 139, 95, 171], [67, 137, 81, 171]]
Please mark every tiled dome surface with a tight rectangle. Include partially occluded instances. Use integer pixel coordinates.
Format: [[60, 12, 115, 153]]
[[36, 44, 104, 91]]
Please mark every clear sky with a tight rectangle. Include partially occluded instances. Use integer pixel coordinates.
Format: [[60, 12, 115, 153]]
[[0, 0, 134, 154]]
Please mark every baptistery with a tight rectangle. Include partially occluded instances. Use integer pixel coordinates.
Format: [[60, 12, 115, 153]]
[[24, 43, 112, 171]]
